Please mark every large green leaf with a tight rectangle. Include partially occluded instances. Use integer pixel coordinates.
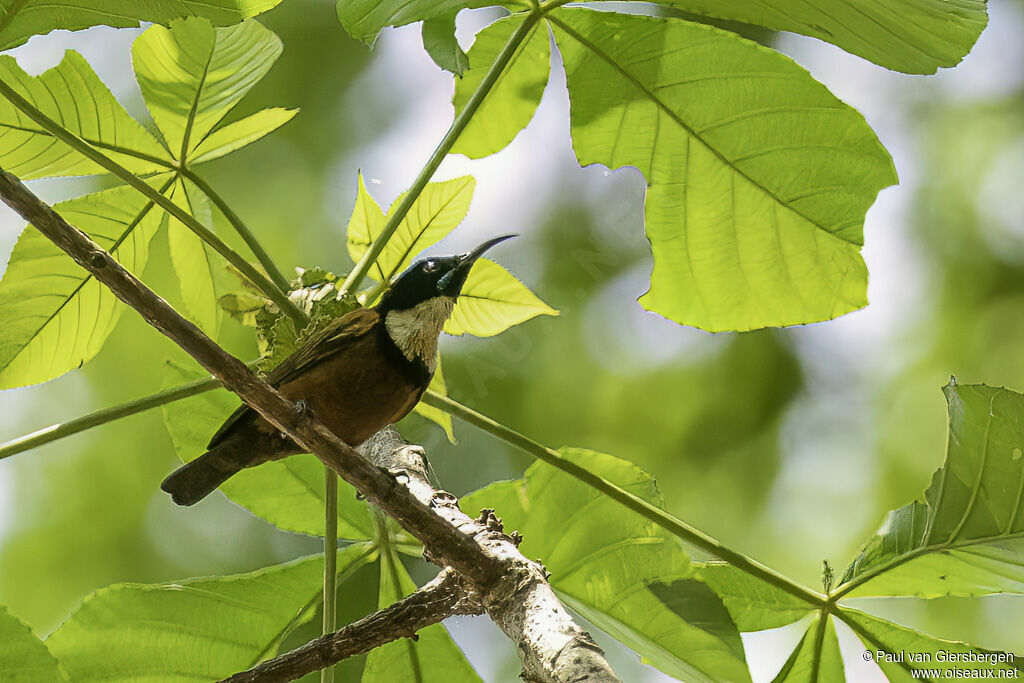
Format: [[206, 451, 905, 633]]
[[46, 547, 375, 682], [0, 604, 65, 681], [451, 14, 550, 159], [161, 361, 375, 540], [550, 8, 896, 332], [770, 614, 843, 683], [462, 448, 750, 683], [444, 257, 557, 337], [0, 180, 172, 388], [652, 0, 987, 75], [133, 17, 283, 163], [0, 52, 166, 179], [838, 382, 1024, 598], [346, 173, 476, 286], [0, 0, 284, 52], [362, 547, 480, 682], [337, 0, 518, 44], [843, 609, 1022, 682]]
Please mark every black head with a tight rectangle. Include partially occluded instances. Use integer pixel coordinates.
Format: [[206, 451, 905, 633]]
[[377, 234, 516, 313]]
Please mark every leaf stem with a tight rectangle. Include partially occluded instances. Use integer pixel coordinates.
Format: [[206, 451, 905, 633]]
[[339, 10, 542, 296], [322, 470, 339, 683], [0, 76, 308, 330], [0, 375, 221, 461], [421, 390, 828, 608], [182, 169, 295, 296]]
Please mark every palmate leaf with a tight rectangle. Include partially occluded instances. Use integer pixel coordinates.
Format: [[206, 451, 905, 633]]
[[362, 547, 480, 682], [837, 382, 1024, 599], [650, 0, 987, 75], [551, 8, 897, 332], [0, 179, 172, 389], [162, 360, 376, 539], [0, 51, 166, 179], [347, 173, 556, 336], [451, 14, 550, 159], [132, 17, 284, 163], [0, 0, 284, 52], [347, 173, 476, 287], [462, 448, 750, 683], [0, 18, 291, 179], [0, 604, 65, 681], [45, 546, 376, 683]]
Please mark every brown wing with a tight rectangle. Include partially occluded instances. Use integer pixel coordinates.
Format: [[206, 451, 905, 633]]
[[207, 308, 379, 449]]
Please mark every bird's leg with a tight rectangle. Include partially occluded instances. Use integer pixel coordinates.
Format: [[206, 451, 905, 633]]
[[280, 399, 312, 439]]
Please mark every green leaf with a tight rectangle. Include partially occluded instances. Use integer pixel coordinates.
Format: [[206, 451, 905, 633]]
[[190, 107, 298, 164], [843, 609, 1022, 682], [161, 360, 375, 540], [422, 12, 470, 76], [838, 382, 1024, 598], [0, 180, 172, 388], [46, 547, 375, 682], [337, 0, 515, 45], [363, 547, 480, 682], [133, 17, 283, 163], [452, 14, 550, 159], [770, 613, 843, 683], [651, 0, 987, 75], [445, 257, 557, 337], [411, 353, 455, 442], [167, 179, 221, 335], [462, 448, 750, 683], [346, 174, 475, 286], [0, 52, 166, 179], [0, 605, 65, 682], [694, 563, 813, 632], [0, 0, 284, 52], [549, 8, 897, 332]]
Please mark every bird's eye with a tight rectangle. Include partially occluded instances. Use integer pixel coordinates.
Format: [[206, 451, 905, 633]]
[[423, 260, 439, 273]]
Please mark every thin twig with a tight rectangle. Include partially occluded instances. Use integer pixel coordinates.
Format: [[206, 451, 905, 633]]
[[222, 569, 480, 683]]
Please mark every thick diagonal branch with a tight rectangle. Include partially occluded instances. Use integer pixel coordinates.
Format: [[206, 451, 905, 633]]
[[223, 569, 480, 683], [360, 430, 619, 682], [0, 170, 619, 682]]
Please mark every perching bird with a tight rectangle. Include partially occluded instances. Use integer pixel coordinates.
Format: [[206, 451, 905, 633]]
[[160, 234, 515, 506]]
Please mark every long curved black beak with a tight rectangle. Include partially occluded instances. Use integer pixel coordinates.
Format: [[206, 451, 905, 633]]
[[439, 234, 517, 296]]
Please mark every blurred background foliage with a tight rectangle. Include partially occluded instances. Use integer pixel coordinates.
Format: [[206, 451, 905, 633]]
[[0, 0, 1021, 680]]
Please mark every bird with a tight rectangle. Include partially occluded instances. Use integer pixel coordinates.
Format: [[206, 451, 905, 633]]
[[160, 234, 516, 506]]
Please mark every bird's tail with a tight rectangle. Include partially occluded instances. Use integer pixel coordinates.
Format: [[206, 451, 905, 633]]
[[160, 444, 241, 506]]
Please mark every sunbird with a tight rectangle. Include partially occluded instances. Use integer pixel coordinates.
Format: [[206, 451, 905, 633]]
[[160, 234, 515, 505]]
